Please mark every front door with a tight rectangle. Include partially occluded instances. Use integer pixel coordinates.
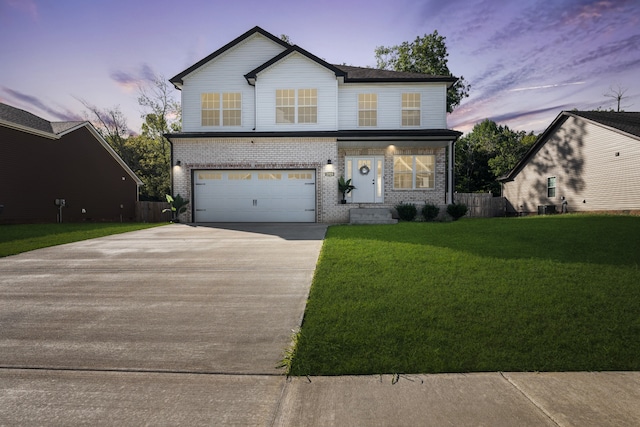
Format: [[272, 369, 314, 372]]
[[346, 157, 384, 203]]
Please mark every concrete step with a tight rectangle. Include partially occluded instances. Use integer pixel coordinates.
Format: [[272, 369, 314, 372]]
[[349, 208, 398, 225]]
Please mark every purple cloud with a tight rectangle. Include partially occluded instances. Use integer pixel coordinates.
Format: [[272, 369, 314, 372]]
[[1, 87, 83, 121], [110, 63, 158, 90]]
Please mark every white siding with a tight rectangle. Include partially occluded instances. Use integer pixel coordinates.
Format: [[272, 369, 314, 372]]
[[338, 83, 447, 130], [180, 34, 287, 132], [254, 53, 338, 131], [503, 116, 640, 213]]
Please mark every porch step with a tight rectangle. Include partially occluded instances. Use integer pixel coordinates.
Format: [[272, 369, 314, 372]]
[[349, 208, 398, 225]]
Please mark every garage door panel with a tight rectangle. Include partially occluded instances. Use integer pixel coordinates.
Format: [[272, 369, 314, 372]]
[[194, 170, 316, 222]]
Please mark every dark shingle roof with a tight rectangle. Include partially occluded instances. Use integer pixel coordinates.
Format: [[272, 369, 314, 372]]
[[334, 65, 457, 83], [0, 103, 88, 136], [570, 111, 640, 138], [0, 102, 53, 133]]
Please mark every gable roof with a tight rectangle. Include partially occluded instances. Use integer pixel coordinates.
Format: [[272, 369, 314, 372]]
[[244, 44, 347, 84], [0, 102, 143, 185], [170, 26, 459, 89], [0, 102, 54, 135], [570, 111, 640, 139], [499, 110, 640, 182], [169, 26, 291, 88]]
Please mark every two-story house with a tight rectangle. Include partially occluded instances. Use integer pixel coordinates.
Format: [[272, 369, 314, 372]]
[[167, 26, 461, 223]]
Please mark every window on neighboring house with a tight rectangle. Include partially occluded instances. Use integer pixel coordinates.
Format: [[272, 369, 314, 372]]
[[201, 93, 220, 126], [358, 93, 377, 126], [276, 89, 317, 124], [547, 177, 556, 197], [201, 92, 241, 126], [393, 155, 435, 189], [298, 89, 317, 123], [402, 93, 421, 126]]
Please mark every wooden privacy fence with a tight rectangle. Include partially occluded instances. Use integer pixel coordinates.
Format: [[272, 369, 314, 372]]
[[135, 201, 171, 222], [454, 193, 506, 217]]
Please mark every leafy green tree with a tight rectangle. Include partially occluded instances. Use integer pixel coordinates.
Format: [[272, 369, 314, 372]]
[[124, 135, 170, 201], [455, 120, 536, 194], [135, 74, 181, 200], [375, 30, 470, 112]]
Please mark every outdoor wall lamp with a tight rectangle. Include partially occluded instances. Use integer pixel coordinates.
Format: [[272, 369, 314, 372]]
[[327, 159, 332, 165], [176, 160, 182, 166]]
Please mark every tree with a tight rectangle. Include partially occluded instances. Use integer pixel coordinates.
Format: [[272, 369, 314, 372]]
[[79, 100, 133, 165], [455, 120, 536, 194], [123, 135, 170, 200], [375, 30, 470, 112], [136, 74, 181, 200]]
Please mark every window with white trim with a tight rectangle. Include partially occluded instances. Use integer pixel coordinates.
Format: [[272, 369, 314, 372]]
[[276, 89, 317, 124], [358, 93, 377, 126], [547, 177, 556, 197], [201, 93, 241, 126], [402, 93, 421, 126], [393, 155, 435, 189], [298, 89, 317, 123], [201, 93, 220, 126]]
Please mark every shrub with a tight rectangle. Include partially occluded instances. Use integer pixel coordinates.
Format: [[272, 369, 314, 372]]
[[395, 203, 417, 221], [447, 203, 468, 220], [422, 204, 440, 221]]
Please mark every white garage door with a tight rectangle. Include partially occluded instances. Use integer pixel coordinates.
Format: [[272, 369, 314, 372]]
[[193, 169, 316, 222]]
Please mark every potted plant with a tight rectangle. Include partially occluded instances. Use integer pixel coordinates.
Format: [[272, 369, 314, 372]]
[[163, 194, 189, 222], [338, 176, 356, 204]]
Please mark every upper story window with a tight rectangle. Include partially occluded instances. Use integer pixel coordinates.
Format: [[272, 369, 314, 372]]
[[201, 93, 241, 126], [276, 89, 317, 124], [222, 93, 242, 126], [393, 155, 435, 189], [201, 93, 220, 126], [358, 94, 377, 126], [402, 93, 421, 126]]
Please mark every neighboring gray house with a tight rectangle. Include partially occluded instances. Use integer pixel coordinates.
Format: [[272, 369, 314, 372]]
[[166, 26, 461, 223], [499, 111, 640, 215]]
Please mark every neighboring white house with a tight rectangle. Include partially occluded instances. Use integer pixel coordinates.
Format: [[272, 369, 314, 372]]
[[167, 26, 461, 223], [499, 111, 640, 215]]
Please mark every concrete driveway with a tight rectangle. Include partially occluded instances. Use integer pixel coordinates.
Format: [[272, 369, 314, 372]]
[[0, 223, 326, 374], [0, 223, 326, 425]]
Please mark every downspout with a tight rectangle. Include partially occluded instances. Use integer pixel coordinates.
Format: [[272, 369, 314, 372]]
[[447, 138, 456, 204]]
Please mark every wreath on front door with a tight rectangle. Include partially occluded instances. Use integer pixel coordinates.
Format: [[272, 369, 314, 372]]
[[359, 165, 370, 175]]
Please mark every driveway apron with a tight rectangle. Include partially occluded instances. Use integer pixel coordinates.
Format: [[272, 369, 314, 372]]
[[0, 223, 327, 374]]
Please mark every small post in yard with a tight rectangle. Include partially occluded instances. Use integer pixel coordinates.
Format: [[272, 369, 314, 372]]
[[55, 198, 66, 223]]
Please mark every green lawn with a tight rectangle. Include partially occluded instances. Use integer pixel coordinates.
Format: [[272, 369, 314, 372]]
[[289, 215, 640, 375], [0, 223, 165, 257]]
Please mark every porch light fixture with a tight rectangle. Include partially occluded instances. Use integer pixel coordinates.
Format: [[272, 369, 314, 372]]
[[176, 160, 182, 167], [327, 159, 332, 165]]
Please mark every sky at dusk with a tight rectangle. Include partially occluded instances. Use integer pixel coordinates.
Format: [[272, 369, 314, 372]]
[[1, 0, 639, 135]]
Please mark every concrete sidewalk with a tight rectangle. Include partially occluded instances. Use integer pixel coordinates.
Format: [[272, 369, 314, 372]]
[[1, 224, 639, 426], [2, 370, 639, 426]]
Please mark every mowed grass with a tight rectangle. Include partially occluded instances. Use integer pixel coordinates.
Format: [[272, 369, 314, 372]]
[[0, 223, 165, 257], [289, 215, 640, 375]]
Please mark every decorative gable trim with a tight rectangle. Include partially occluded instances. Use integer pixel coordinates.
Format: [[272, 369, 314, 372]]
[[169, 26, 291, 89], [244, 45, 347, 85]]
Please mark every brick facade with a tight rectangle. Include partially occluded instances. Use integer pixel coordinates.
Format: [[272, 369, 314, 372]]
[[172, 136, 447, 223]]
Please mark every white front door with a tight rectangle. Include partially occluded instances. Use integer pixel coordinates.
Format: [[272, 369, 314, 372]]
[[346, 157, 384, 203]]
